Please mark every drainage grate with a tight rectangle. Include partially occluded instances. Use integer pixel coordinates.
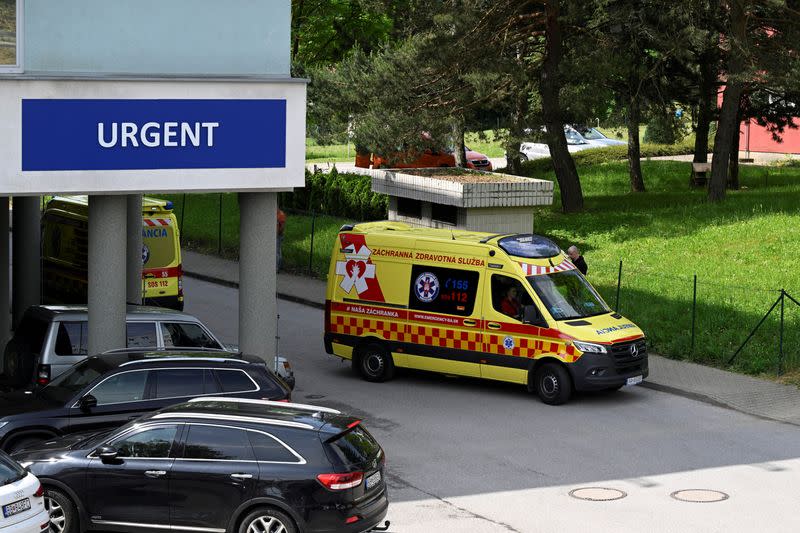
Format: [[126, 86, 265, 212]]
[[670, 489, 729, 503], [569, 487, 627, 501]]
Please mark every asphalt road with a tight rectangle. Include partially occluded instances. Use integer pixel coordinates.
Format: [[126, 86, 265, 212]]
[[184, 277, 800, 532]]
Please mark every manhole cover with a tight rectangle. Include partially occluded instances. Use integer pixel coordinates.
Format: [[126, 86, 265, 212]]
[[304, 394, 326, 399], [569, 487, 627, 501], [670, 489, 729, 503]]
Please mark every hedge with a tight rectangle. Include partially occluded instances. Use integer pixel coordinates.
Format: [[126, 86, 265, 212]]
[[515, 142, 694, 178], [279, 168, 388, 221]]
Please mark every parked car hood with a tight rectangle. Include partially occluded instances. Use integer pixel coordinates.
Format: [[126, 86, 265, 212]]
[[466, 150, 488, 160], [0, 391, 61, 419], [14, 430, 107, 461]]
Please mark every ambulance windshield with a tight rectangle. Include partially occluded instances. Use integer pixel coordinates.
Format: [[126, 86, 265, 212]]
[[526, 270, 610, 320], [142, 222, 176, 268]]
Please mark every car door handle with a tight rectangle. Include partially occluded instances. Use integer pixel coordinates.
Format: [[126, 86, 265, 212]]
[[462, 319, 477, 327], [487, 322, 502, 330], [144, 470, 167, 478], [127, 416, 139, 421], [230, 473, 253, 480]]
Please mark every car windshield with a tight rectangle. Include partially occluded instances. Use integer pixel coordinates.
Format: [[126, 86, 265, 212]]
[[564, 128, 585, 145], [0, 451, 26, 486], [527, 270, 611, 320], [575, 127, 606, 140], [37, 357, 115, 404]]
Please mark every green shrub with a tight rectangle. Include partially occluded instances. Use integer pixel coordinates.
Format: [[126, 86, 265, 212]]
[[279, 169, 388, 221], [644, 112, 686, 145]]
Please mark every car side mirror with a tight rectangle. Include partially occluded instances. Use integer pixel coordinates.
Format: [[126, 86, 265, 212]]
[[79, 394, 98, 411], [522, 305, 547, 328], [96, 446, 119, 463]]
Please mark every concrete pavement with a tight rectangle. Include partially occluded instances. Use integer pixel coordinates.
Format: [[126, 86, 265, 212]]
[[183, 249, 800, 427]]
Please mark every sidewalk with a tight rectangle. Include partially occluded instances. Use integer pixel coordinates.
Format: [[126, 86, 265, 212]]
[[184, 250, 800, 426]]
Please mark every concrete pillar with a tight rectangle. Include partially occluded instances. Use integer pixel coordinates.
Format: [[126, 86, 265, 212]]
[[12, 196, 41, 329], [238, 192, 277, 361], [88, 195, 126, 355], [0, 197, 9, 343], [126, 194, 143, 305]]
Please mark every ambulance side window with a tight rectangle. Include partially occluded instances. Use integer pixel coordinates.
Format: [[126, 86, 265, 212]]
[[491, 275, 533, 321], [408, 265, 479, 316]]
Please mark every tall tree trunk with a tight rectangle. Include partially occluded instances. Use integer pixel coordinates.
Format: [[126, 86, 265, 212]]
[[728, 108, 741, 189], [627, 92, 645, 192], [506, 90, 528, 175], [452, 116, 468, 168], [291, 0, 305, 61], [693, 56, 716, 164], [709, 0, 746, 202], [540, 0, 583, 212], [693, 0, 720, 165]]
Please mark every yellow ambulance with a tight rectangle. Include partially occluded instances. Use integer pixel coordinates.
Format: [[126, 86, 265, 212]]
[[325, 222, 647, 404], [42, 196, 184, 310]]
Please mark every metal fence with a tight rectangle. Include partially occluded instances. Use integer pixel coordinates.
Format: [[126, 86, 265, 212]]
[[600, 261, 799, 376]]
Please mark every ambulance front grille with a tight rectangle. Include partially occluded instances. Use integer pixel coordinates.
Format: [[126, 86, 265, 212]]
[[609, 339, 647, 365]]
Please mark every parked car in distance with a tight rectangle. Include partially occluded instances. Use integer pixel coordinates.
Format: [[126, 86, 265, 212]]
[[14, 397, 389, 533], [0, 351, 292, 453], [570, 125, 627, 147], [518, 125, 626, 161], [358, 146, 493, 171], [0, 450, 49, 533], [1, 305, 293, 389]]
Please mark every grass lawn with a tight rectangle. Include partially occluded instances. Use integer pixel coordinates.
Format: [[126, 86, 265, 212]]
[[158, 193, 349, 277], [305, 139, 354, 164], [523, 160, 800, 376]]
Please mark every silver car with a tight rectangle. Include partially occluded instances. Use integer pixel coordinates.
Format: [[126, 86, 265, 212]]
[[519, 125, 626, 161], [2, 305, 293, 389]]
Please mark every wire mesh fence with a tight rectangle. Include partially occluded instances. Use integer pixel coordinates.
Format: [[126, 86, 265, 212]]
[[591, 261, 800, 376]]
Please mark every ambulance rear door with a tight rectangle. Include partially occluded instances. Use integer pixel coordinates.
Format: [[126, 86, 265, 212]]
[[142, 217, 180, 301]]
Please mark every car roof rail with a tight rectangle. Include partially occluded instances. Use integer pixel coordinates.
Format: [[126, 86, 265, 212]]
[[151, 412, 315, 430], [188, 396, 341, 415], [119, 357, 243, 367]]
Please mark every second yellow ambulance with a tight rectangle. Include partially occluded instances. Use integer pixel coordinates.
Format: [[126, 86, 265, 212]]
[[325, 222, 647, 404], [42, 196, 184, 310]]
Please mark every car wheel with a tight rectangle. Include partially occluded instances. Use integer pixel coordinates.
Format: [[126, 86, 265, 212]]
[[357, 343, 395, 383], [6, 435, 47, 454], [239, 507, 297, 533], [45, 488, 77, 533], [3, 338, 33, 388], [519, 153, 528, 162], [534, 362, 572, 405]]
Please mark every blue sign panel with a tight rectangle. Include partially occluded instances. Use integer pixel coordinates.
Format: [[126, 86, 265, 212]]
[[22, 99, 286, 171]]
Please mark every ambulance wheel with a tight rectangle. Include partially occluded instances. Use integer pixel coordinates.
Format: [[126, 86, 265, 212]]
[[533, 363, 572, 405], [356, 343, 395, 382]]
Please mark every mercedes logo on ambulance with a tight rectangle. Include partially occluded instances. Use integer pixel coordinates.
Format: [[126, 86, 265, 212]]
[[630, 344, 639, 357]]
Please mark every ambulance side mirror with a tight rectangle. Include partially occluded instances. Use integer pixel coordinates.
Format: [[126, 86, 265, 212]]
[[522, 305, 547, 328]]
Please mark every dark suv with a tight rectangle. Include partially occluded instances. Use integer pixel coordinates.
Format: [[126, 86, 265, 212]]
[[14, 398, 389, 533], [0, 351, 292, 452]]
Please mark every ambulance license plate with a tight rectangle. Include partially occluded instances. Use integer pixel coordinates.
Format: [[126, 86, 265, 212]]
[[3, 498, 31, 518], [366, 471, 382, 490], [626, 375, 643, 386]]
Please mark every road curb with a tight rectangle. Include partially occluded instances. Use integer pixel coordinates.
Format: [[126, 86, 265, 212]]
[[641, 381, 800, 428], [184, 270, 325, 310]]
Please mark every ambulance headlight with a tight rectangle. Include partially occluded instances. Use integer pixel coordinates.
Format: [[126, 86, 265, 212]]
[[573, 341, 607, 354]]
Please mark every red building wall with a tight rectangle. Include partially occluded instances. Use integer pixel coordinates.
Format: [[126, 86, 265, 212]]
[[740, 118, 800, 154]]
